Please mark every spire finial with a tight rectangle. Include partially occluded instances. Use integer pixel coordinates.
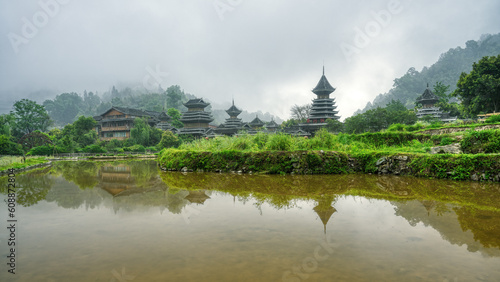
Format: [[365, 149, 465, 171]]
[[427, 83, 429, 88], [322, 64, 325, 75]]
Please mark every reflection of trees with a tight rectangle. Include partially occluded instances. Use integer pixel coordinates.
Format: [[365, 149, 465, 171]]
[[455, 206, 500, 249], [44, 178, 108, 209], [165, 189, 189, 214], [160, 172, 351, 211], [13, 168, 53, 207], [127, 160, 159, 188], [52, 161, 101, 189], [393, 200, 500, 257], [253, 193, 299, 212]]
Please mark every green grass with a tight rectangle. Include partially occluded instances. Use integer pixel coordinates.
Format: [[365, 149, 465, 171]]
[[177, 130, 435, 155], [0, 156, 49, 171]]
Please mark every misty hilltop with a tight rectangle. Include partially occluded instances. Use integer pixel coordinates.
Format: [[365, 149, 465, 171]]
[[356, 33, 500, 115]]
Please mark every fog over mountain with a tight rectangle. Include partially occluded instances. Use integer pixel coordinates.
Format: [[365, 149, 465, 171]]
[[1, 0, 500, 120]]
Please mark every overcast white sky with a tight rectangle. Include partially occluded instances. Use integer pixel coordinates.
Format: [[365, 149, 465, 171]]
[[1, 0, 500, 120]]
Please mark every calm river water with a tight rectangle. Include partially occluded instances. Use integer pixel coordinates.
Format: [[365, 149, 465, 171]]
[[1, 160, 499, 281]]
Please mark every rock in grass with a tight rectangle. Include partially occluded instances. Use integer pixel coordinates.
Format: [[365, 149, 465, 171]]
[[430, 143, 462, 154]]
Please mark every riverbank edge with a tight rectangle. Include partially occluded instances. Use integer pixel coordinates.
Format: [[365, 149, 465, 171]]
[[0, 154, 158, 175], [157, 149, 500, 182], [0, 161, 53, 175]]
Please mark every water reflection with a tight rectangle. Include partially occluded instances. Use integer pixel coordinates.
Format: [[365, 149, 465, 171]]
[[1, 160, 500, 281], [313, 195, 337, 234]]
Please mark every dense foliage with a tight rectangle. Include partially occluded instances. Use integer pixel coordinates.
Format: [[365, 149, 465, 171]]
[[453, 55, 500, 116], [10, 99, 52, 137], [460, 129, 500, 154], [343, 100, 417, 133]]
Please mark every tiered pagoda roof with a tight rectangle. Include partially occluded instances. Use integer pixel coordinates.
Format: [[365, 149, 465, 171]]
[[180, 98, 214, 125], [178, 98, 214, 136], [266, 119, 279, 131], [309, 98, 339, 121], [224, 100, 244, 128], [226, 99, 243, 117], [214, 100, 245, 136], [312, 66, 336, 96], [307, 67, 340, 123], [183, 98, 210, 109], [249, 115, 265, 129], [416, 84, 439, 107], [415, 84, 456, 122]]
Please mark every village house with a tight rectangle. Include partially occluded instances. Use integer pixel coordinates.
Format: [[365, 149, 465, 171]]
[[94, 106, 172, 141]]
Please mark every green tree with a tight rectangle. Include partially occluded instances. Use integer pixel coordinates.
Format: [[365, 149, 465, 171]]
[[130, 118, 151, 146], [0, 135, 23, 155], [11, 99, 52, 137], [344, 112, 368, 133], [453, 55, 500, 116], [432, 81, 461, 118], [280, 119, 299, 129], [325, 119, 343, 133], [157, 131, 181, 149], [72, 116, 98, 147], [0, 114, 14, 137], [386, 100, 417, 125], [80, 91, 101, 116], [166, 85, 187, 110], [150, 127, 163, 146], [167, 108, 184, 128], [43, 92, 84, 126], [433, 81, 451, 104]]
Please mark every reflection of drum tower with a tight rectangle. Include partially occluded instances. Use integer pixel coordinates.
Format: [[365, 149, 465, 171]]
[[313, 196, 337, 234]]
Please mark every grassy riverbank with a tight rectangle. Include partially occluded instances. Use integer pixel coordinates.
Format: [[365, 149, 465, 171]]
[[158, 129, 500, 181], [0, 156, 50, 172]]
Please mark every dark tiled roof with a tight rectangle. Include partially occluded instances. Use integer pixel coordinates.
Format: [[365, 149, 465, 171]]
[[266, 120, 279, 128], [183, 98, 210, 108], [312, 68, 336, 94], [100, 106, 163, 118], [226, 101, 242, 117], [416, 85, 439, 103], [249, 115, 265, 127]]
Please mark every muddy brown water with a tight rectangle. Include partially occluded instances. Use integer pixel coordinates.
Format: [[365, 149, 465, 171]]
[[1, 160, 499, 281]]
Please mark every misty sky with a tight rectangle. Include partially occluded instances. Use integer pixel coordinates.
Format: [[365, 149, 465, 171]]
[[1, 0, 500, 120]]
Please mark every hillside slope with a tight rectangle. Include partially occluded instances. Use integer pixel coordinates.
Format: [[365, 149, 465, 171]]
[[357, 33, 500, 114]]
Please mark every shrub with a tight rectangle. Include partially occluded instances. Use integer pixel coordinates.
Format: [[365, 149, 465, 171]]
[[406, 122, 425, 132], [105, 139, 123, 151], [387, 123, 406, 132], [81, 144, 106, 153], [27, 145, 54, 156], [485, 114, 500, 124], [252, 132, 269, 149], [439, 137, 455, 146], [0, 135, 23, 155], [124, 144, 146, 152], [266, 133, 294, 151], [309, 129, 335, 149], [429, 121, 442, 129], [157, 131, 181, 149], [231, 135, 252, 151], [460, 129, 500, 154]]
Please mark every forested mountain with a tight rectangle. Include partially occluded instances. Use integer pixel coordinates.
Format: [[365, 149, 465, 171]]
[[356, 33, 500, 114]]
